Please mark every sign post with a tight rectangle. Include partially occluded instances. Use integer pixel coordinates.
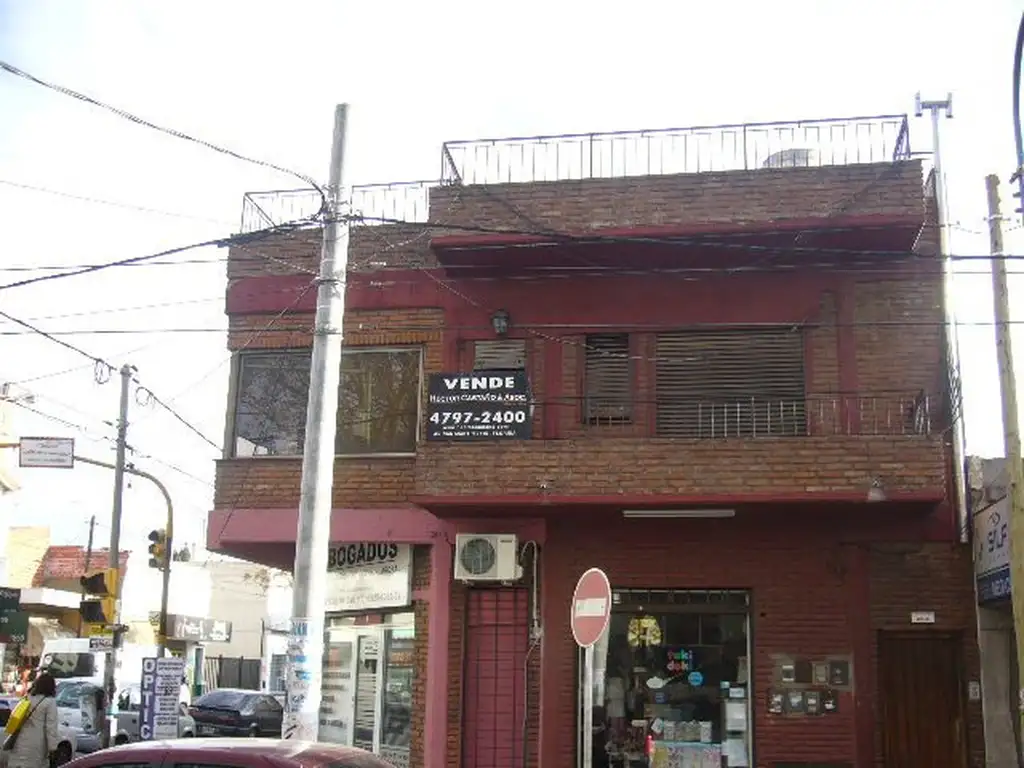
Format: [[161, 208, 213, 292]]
[[139, 656, 186, 740], [571, 568, 611, 768]]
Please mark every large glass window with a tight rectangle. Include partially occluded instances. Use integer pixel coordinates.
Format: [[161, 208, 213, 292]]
[[232, 348, 422, 457], [583, 590, 751, 768]]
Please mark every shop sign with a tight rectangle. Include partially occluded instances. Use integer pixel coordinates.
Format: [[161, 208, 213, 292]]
[[425, 370, 531, 441], [974, 495, 1011, 603], [0, 610, 28, 644], [166, 614, 233, 643], [0, 587, 20, 613], [325, 543, 411, 613]]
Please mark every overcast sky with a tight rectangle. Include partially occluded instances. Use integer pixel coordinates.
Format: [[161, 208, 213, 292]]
[[1, 0, 1023, 554]]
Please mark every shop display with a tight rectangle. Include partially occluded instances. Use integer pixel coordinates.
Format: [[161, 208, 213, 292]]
[[584, 589, 752, 768]]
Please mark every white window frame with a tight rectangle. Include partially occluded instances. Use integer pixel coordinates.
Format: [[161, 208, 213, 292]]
[[229, 346, 423, 459]]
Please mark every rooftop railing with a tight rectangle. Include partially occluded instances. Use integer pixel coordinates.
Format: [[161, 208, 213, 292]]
[[240, 181, 434, 234], [441, 114, 911, 186]]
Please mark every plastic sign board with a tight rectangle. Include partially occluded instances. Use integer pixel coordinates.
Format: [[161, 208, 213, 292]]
[[571, 567, 612, 648], [0, 611, 28, 644], [18, 437, 74, 469], [426, 370, 532, 441], [139, 657, 185, 740]]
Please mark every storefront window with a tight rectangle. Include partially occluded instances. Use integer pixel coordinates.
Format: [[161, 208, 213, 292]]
[[319, 611, 415, 766], [583, 590, 751, 768], [380, 628, 414, 768]]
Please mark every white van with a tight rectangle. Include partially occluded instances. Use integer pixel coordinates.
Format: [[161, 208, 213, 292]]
[[38, 638, 159, 690]]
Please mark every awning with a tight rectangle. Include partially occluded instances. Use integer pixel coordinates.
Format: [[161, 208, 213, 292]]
[[25, 617, 76, 657]]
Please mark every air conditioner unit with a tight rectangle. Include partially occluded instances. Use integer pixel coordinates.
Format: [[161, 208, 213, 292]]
[[454, 533, 522, 582]]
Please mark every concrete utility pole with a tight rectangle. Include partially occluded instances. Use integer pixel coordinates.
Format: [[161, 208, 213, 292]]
[[986, 174, 1024, 739], [916, 93, 969, 543], [103, 363, 133, 748], [284, 104, 350, 742]]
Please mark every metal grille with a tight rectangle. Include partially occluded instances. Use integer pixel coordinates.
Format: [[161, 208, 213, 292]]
[[474, 340, 526, 369], [584, 334, 631, 423], [656, 329, 806, 438], [462, 588, 529, 768]]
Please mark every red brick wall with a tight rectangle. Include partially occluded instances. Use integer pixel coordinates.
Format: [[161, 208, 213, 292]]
[[538, 514, 982, 768], [227, 223, 434, 281], [429, 161, 925, 233]]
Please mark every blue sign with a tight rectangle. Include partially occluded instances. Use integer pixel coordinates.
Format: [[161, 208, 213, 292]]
[[139, 657, 185, 741], [687, 670, 704, 687], [139, 657, 157, 740], [978, 566, 1011, 603]]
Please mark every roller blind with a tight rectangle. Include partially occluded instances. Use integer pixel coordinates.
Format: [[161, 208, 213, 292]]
[[474, 340, 526, 369], [584, 334, 631, 422], [656, 328, 805, 438]]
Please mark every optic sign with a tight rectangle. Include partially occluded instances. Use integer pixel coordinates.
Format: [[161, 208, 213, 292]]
[[571, 567, 612, 648], [18, 437, 74, 469], [139, 657, 185, 741], [426, 370, 532, 441]]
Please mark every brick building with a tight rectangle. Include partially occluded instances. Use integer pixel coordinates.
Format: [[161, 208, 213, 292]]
[[208, 114, 983, 768]]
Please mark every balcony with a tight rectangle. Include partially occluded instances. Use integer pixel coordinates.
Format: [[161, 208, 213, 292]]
[[413, 392, 948, 508], [440, 114, 911, 185], [240, 180, 433, 234]]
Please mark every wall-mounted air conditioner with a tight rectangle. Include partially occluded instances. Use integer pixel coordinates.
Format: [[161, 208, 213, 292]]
[[454, 533, 522, 582]]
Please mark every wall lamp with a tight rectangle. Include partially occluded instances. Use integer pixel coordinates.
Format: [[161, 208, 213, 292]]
[[622, 509, 736, 519], [491, 309, 511, 336]]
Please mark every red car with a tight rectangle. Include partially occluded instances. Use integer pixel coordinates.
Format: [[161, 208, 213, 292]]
[[64, 738, 397, 768]]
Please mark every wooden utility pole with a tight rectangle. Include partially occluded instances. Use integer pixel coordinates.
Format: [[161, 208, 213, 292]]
[[986, 174, 1024, 736]]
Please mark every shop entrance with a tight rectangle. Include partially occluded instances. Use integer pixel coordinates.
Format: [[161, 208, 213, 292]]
[[579, 589, 752, 768], [320, 614, 415, 768], [878, 632, 968, 768]]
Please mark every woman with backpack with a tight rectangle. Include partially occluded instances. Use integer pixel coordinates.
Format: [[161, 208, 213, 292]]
[[3, 672, 59, 768]]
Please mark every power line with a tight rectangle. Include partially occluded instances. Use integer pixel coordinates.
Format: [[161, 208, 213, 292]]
[[0, 179, 233, 226], [1, 309, 225, 454], [5, 316, 1024, 338], [0, 59, 325, 210], [133, 382, 221, 452], [0, 220, 313, 292]]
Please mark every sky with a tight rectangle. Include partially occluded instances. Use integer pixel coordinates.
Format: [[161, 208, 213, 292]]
[[0, 0, 1023, 555]]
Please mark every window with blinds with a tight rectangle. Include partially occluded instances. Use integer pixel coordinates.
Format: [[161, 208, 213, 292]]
[[655, 328, 806, 438], [584, 334, 632, 423], [474, 339, 526, 369]]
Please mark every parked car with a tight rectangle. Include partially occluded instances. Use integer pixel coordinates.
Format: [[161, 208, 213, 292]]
[[187, 688, 283, 737], [64, 738, 395, 768], [2, 693, 78, 765], [111, 682, 196, 746]]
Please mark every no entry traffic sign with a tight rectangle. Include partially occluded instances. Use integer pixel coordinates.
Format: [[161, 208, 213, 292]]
[[571, 567, 611, 648]]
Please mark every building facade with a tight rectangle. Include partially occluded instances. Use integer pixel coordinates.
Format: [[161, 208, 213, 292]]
[[208, 114, 984, 768]]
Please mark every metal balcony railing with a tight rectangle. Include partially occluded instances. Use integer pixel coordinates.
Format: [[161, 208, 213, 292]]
[[518, 391, 935, 439], [441, 114, 912, 186], [240, 181, 434, 234]]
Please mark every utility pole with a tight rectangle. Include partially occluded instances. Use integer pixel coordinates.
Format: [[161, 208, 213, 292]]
[[103, 363, 133, 748], [987, 174, 1024, 743], [916, 93, 969, 544], [284, 104, 350, 742]]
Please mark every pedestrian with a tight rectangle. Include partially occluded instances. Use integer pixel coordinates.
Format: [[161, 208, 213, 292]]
[[3, 671, 59, 768]]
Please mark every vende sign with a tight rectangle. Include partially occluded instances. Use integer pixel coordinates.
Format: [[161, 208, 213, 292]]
[[571, 567, 611, 648]]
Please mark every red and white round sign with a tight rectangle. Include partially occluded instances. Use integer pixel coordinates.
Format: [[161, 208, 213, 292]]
[[571, 567, 612, 648]]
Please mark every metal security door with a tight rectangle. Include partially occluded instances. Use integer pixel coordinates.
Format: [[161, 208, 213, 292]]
[[462, 588, 529, 768]]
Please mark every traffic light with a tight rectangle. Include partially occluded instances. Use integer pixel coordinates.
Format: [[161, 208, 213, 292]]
[[148, 529, 168, 570], [79, 568, 117, 626]]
